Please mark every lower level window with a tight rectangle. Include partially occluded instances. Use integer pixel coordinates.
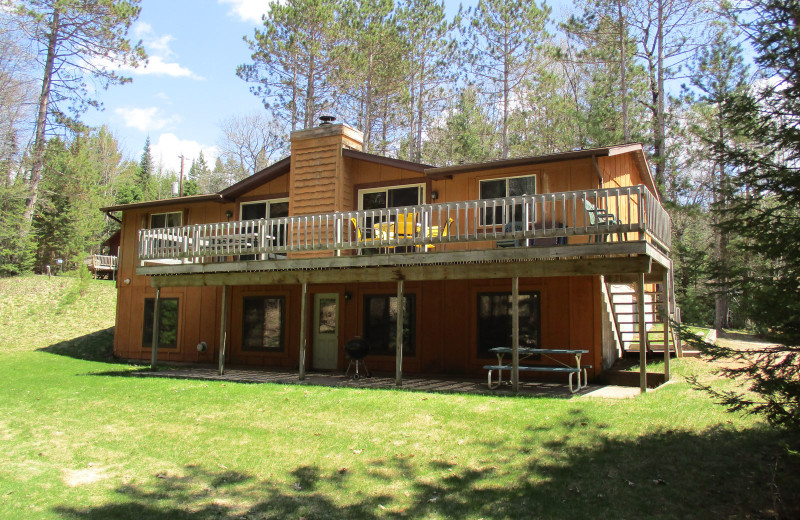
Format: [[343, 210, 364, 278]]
[[142, 298, 179, 349], [242, 296, 285, 351], [477, 292, 540, 357], [363, 294, 416, 356]]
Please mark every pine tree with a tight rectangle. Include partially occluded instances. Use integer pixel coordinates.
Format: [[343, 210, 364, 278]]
[[138, 136, 153, 200], [397, 0, 458, 162], [238, 0, 340, 130], [34, 129, 117, 271], [12, 0, 145, 235], [423, 85, 496, 166], [691, 0, 800, 430], [337, 0, 408, 153], [463, 0, 549, 159], [685, 19, 749, 331], [185, 151, 210, 196]]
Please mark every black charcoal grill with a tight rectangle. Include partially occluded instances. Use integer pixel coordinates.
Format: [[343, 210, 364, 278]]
[[344, 337, 371, 379]]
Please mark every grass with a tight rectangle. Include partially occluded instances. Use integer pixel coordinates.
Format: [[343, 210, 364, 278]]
[[0, 275, 798, 519]]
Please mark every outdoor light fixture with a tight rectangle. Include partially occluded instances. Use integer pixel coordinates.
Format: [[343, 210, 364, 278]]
[[225, 210, 234, 219], [344, 291, 352, 301], [123, 278, 131, 285], [431, 190, 439, 201]]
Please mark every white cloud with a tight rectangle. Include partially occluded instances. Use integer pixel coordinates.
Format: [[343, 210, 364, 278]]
[[152, 133, 219, 174], [219, 0, 274, 23], [137, 55, 204, 80], [134, 22, 175, 57], [107, 22, 204, 80], [115, 106, 180, 132]]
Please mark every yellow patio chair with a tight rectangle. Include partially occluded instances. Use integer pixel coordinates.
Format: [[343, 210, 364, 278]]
[[350, 217, 376, 244], [418, 218, 454, 251], [395, 212, 417, 239]]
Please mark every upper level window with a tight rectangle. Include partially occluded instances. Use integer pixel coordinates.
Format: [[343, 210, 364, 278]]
[[359, 184, 425, 212], [241, 198, 289, 253], [241, 199, 289, 220], [479, 175, 536, 225], [150, 211, 182, 228], [358, 185, 425, 239]]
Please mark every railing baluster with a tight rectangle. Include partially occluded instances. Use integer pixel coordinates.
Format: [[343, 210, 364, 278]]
[[136, 185, 670, 263]]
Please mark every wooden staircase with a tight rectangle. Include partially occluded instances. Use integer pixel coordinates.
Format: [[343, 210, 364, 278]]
[[604, 280, 681, 357]]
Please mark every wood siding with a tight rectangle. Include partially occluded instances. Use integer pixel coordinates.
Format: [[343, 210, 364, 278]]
[[114, 276, 602, 380], [112, 131, 655, 380]]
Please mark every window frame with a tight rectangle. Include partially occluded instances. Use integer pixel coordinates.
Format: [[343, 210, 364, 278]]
[[362, 293, 417, 357], [478, 174, 537, 226], [142, 297, 180, 349], [357, 183, 426, 212], [239, 198, 290, 221], [241, 295, 287, 352], [149, 211, 183, 229], [476, 291, 541, 358], [240, 197, 290, 256]]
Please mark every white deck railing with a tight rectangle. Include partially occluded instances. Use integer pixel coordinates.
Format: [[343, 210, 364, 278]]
[[138, 185, 670, 263]]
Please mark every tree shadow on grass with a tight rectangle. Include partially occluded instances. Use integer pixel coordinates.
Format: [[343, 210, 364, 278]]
[[53, 425, 799, 520], [37, 327, 115, 362]]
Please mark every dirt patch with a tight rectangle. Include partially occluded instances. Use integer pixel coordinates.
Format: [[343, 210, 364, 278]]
[[63, 465, 109, 487], [711, 331, 780, 370]]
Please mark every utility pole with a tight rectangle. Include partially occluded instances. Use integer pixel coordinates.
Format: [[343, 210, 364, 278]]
[[178, 154, 185, 197]]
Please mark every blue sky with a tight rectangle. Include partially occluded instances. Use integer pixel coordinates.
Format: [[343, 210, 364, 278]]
[[83, 0, 579, 173], [81, 0, 468, 173]]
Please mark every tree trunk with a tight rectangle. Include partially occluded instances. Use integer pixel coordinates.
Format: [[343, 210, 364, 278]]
[[305, 53, 315, 129], [22, 7, 60, 235], [617, 0, 630, 142], [714, 119, 729, 331], [654, 0, 666, 188], [502, 56, 510, 160], [415, 62, 425, 163], [363, 51, 374, 153]]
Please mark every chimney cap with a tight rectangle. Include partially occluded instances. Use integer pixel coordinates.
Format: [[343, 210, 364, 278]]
[[319, 115, 336, 125]]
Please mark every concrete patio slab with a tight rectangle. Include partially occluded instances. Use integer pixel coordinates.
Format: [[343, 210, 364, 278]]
[[134, 366, 643, 399]]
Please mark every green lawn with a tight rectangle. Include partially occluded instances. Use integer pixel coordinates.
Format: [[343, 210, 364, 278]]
[[0, 275, 797, 519]]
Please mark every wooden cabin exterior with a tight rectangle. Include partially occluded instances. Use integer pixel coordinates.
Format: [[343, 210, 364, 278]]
[[102, 122, 675, 391]]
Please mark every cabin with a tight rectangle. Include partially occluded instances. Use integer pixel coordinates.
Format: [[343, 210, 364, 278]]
[[101, 121, 676, 392]]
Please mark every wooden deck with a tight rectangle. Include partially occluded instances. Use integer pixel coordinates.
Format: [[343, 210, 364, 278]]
[[85, 254, 118, 278], [137, 185, 671, 270], [131, 366, 639, 398]]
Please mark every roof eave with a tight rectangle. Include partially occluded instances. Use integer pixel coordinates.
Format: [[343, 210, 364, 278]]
[[100, 193, 224, 213]]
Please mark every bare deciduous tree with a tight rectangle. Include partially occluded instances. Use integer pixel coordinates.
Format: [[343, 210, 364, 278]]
[[218, 112, 286, 182]]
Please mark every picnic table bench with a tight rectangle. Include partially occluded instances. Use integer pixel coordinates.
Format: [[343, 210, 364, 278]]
[[484, 347, 591, 393]]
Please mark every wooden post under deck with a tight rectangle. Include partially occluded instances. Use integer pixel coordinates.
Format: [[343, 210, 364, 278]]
[[512, 276, 520, 393], [662, 270, 671, 382], [637, 273, 648, 393], [150, 287, 161, 370], [218, 285, 228, 375], [396, 279, 404, 387], [299, 282, 308, 380]]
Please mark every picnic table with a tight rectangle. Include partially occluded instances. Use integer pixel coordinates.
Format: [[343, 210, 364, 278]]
[[484, 347, 591, 393]]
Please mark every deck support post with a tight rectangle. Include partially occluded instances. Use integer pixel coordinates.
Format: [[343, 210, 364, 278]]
[[150, 287, 161, 370], [218, 285, 228, 375], [299, 282, 308, 380], [637, 273, 648, 393], [662, 269, 671, 382], [396, 279, 404, 387], [512, 276, 520, 394]]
